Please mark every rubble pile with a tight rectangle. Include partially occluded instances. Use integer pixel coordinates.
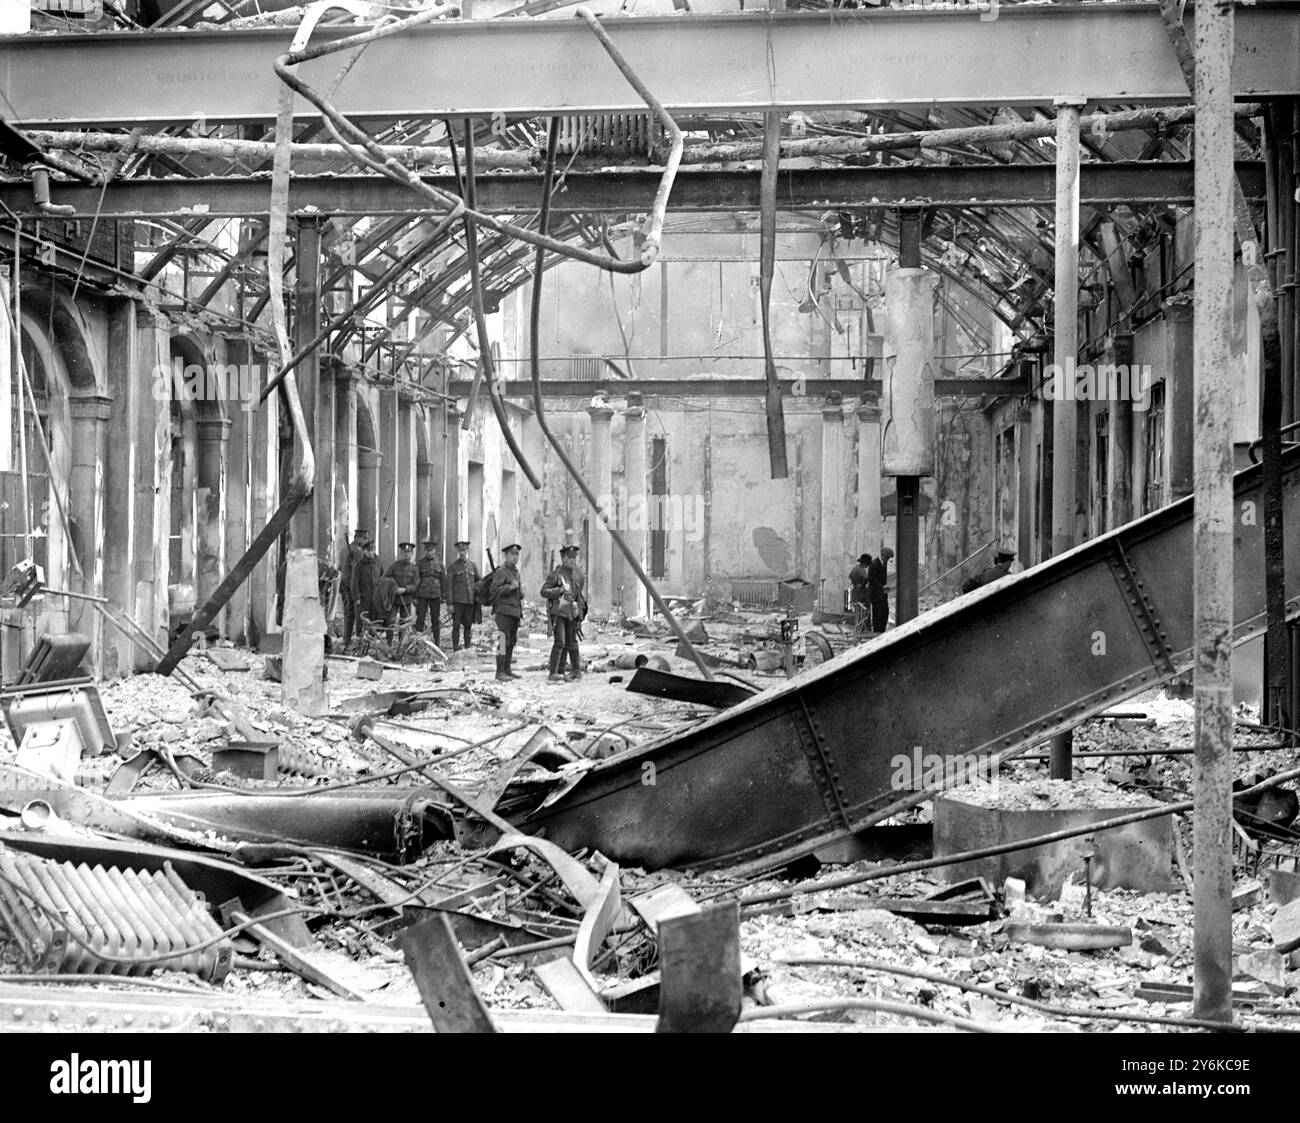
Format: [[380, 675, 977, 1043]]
[[0, 613, 1297, 1032]]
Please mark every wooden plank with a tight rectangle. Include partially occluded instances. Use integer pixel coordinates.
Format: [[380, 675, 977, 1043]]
[[534, 956, 610, 1013]]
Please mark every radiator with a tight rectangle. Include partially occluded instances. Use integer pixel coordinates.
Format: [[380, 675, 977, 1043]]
[[556, 114, 656, 157], [0, 849, 232, 982], [729, 578, 780, 608]]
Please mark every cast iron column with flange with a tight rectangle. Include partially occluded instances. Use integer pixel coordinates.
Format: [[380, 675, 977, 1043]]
[[1049, 96, 1085, 780], [884, 208, 934, 626]]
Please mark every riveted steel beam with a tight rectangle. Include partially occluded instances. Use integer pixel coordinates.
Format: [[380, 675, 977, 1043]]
[[3, 6, 1298, 127], [449, 378, 1030, 399], [512, 446, 1300, 873], [2, 162, 1265, 219]]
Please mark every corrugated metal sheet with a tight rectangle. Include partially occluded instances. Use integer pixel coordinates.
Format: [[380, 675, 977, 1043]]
[[0, 848, 231, 981]]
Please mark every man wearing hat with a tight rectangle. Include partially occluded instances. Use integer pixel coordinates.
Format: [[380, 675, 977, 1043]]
[[386, 541, 419, 626], [340, 528, 373, 646], [541, 538, 587, 682], [961, 548, 1016, 594], [848, 553, 872, 610], [350, 537, 384, 628], [484, 543, 524, 681], [415, 538, 445, 647], [444, 539, 480, 652]]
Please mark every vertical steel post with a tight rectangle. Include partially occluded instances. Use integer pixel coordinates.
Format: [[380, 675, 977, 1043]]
[[1191, 0, 1235, 1026], [895, 477, 920, 624], [292, 217, 322, 549], [894, 209, 924, 625], [1049, 97, 1084, 780]]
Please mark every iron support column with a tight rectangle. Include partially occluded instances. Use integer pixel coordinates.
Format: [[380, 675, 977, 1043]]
[[1049, 96, 1084, 780], [291, 217, 321, 549], [1191, 0, 1235, 1026]]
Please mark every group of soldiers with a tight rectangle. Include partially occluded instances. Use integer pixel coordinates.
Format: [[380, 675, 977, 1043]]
[[338, 529, 588, 684]]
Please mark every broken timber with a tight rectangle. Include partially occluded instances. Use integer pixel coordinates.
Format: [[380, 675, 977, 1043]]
[[508, 449, 1300, 872]]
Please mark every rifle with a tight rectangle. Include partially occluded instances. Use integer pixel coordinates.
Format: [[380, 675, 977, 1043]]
[[486, 548, 497, 572]]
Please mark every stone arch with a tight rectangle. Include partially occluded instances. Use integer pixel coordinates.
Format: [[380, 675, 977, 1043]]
[[12, 314, 72, 637], [20, 286, 105, 395], [355, 393, 380, 545]]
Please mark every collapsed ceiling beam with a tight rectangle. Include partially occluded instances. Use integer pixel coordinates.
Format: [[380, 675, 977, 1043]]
[[3, 162, 1265, 218], [4, 7, 1297, 126]]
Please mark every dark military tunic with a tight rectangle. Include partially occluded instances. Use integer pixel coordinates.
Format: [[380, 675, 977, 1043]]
[[385, 558, 419, 612]]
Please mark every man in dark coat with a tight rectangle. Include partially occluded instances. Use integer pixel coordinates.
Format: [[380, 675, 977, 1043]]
[[867, 546, 893, 633], [848, 553, 872, 609], [340, 528, 372, 645], [961, 549, 1016, 594], [484, 543, 523, 681], [542, 541, 587, 682], [415, 538, 445, 647], [444, 540, 480, 652], [385, 542, 419, 623], [350, 540, 383, 627]]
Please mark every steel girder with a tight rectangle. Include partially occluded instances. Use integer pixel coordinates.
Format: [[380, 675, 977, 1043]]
[[513, 447, 1300, 873], [1, 162, 1265, 218], [448, 377, 1029, 399], [4, 6, 1299, 126]]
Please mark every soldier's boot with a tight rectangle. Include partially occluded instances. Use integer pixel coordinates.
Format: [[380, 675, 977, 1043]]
[[547, 645, 565, 683], [565, 646, 583, 681], [495, 655, 511, 682], [505, 644, 521, 679]]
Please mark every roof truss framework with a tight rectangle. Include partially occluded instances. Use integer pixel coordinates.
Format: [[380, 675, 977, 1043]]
[[2, 4, 1292, 366]]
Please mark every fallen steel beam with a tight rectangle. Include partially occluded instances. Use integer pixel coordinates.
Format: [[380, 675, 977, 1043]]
[[511, 446, 1300, 872], [1, 163, 1267, 219], [5, 7, 1298, 126], [455, 378, 1029, 400]]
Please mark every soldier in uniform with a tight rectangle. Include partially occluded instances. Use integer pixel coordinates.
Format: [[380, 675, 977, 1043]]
[[961, 548, 1016, 594], [542, 541, 587, 682], [415, 538, 445, 647], [340, 528, 371, 646], [444, 539, 480, 652], [484, 543, 523, 681], [386, 542, 419, 624]]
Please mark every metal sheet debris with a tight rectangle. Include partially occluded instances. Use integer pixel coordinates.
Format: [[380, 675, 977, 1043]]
[[397, 912, 497, 1033]]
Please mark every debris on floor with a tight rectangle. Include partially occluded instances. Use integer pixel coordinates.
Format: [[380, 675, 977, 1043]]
[[0, 622, 1297, 1032]]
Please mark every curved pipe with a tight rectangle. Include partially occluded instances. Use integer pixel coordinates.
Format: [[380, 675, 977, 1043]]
[[270, 5, 683, 274], [449, 121, 541, 489], [530, 119, 714, 681]]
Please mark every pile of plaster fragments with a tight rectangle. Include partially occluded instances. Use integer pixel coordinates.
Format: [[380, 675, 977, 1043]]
[[0, 603, 1298, 1032]]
